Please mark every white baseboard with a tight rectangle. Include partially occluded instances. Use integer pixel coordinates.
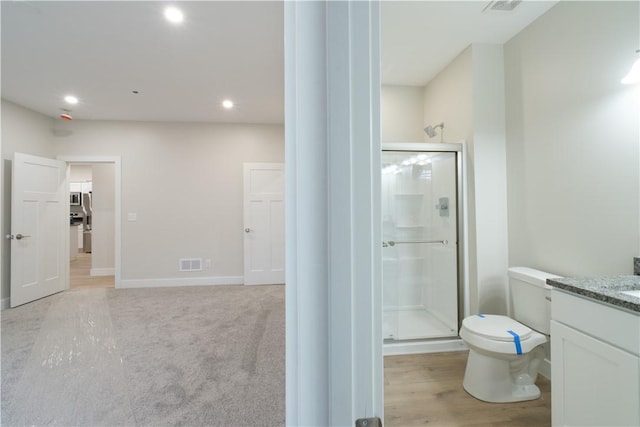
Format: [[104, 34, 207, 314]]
[[1, 298, 9, 311], [90, 268, 115, 277], [384, 338, 468, 356], [119, 276, 244, 289], [539, 358, 551, 380]]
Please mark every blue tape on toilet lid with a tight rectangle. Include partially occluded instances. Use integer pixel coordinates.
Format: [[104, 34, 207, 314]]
[[463, 314, 533, 342]]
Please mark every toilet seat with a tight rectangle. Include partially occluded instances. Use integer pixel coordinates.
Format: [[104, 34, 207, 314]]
[[462, 314, 533, 341], [460, 314, 547, 355]]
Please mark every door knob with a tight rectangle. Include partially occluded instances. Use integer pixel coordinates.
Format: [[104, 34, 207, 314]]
[[6, 234, 31, 240], [245, 228, 251, 233]]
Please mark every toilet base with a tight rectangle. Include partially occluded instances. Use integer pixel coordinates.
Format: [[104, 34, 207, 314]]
[[462, 347, 542, 403]]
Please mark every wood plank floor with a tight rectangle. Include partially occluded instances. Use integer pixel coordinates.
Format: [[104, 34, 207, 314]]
[[70, 253, 114, 289], [384, 352, 551, 427]]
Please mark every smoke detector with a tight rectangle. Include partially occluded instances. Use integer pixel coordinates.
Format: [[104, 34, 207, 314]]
[[59, 108, 73, 121], [483, 0, 522, 12]]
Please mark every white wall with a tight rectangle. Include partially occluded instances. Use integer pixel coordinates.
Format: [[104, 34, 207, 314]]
[[91, 163, 115, 276], [1, 100, 284, 298], [505, 1, 640, 277], [382, 1, 640, 313], [70, 165, 93, 182], [381, 85, 424, 142], [471, 44, 509, 315], [52, 120, 284, 286], [1, 100, 57, 304], [423, 47, 473, 145], [1, 100, 56, 159]]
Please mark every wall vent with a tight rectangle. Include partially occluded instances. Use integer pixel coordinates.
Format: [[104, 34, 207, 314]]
[[483, 0, 522, 12], [179, 258, 202, 272]]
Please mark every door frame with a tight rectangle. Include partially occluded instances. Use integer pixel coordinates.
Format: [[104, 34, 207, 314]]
[[57, 155, 121, 288], [285, 1, 383, 423]]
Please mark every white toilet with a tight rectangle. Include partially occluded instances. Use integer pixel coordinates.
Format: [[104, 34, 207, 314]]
[[459, 267, 560, 403]]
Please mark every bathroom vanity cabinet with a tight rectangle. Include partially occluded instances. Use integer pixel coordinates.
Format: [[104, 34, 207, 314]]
[[548, 277, 640, 427]]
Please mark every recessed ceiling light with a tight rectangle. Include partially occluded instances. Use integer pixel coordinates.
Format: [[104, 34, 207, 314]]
[[164, 7, 184, 24], [64, 95, 78, 104], [222, 99, 234, 109]]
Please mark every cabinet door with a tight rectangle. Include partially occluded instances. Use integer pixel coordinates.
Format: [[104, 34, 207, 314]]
[[551, 320, 640, 426], [81, 182, 92, 193]]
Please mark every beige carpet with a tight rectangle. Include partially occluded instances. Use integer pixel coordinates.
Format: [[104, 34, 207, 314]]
[[1, 284, 285, 426]]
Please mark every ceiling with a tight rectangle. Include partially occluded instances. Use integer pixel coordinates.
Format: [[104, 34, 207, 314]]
[[1, 1, 557, 124], [382, 1, 558, 86], [1, 1, 285, 124]]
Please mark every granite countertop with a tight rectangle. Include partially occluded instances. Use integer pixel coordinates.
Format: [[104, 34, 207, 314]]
[[547, 275, 640, 313]]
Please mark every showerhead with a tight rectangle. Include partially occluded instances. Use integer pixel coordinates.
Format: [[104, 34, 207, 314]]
[[424, 125, 437, 138], [424, 122, 444, 139]]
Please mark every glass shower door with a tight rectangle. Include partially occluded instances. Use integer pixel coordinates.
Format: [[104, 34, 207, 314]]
[[382, 150, 458, 341]]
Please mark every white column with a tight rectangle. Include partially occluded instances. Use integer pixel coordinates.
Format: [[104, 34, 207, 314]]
[[471, 44, 510, 314], [285, 1, 329, 423], [285, 1, 383, 425]]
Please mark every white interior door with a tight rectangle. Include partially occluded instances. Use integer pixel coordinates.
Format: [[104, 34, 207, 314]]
[[10, 153, 68, 307], [243, 163, 284, 285]]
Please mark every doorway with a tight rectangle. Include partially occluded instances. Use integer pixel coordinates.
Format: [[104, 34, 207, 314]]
[[58, 156, 122, 289], [68, 163, 115, 290]]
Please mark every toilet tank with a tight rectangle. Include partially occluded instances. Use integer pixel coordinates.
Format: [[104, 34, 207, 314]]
[[508, 267, 561, 334]]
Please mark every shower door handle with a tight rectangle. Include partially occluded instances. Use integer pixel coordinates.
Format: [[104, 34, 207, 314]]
[[435, 197, 449, 217]]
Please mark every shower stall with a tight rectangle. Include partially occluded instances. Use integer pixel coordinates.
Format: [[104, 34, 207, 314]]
[[382, 143, 465, 350]]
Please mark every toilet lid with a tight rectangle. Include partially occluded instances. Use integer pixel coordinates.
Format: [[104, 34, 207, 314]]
[[463, 314, 532, 342]]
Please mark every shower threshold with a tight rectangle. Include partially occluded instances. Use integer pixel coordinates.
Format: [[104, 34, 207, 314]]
[[383, 308, 456, 341]]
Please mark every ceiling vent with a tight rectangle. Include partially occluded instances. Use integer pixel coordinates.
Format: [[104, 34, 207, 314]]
[[483, 0, 522, 12]]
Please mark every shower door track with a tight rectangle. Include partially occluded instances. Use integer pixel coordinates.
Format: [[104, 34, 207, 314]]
[[382, 239, 449, 247]]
